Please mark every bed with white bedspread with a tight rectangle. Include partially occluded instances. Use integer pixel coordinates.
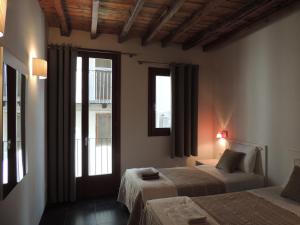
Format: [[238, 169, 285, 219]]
[[141, 187, 300, 225], [118, 141, 267, 225]]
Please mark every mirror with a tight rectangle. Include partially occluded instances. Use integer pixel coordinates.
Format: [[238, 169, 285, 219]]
[[0, 47, 27, 199]]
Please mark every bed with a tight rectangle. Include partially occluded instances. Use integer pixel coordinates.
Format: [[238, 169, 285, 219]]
[[141, 186, 300, 225], [118, 141, 267, 225]]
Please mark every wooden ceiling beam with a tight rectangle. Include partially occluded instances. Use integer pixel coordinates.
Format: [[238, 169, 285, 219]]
[[142, 0, 185, 46], [91, 0, 100, 39], [202, 0, 299, 51], [54, 0, 70, 36], [162, 0, 221, 47], [182, 0, 275, 50], [119, 0, 145, 43]]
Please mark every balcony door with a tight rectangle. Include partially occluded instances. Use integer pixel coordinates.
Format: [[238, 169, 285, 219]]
[[75, 51, 120, 199]]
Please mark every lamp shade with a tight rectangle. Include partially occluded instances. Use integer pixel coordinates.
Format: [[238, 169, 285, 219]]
[[0, 0, 7, 37], [32, 58, 47, 79]]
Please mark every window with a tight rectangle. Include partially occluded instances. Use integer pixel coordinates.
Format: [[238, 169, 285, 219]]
[[148, 67, 171, 136]]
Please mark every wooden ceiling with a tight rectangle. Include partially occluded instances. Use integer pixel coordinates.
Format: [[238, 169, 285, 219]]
[[39, 0, 299, 50]]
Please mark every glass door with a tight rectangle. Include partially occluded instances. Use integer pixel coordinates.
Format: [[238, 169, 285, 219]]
[[75, 51, 120, 199]]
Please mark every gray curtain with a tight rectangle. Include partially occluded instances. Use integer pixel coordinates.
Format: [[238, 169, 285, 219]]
[[47, 45, 77, 203], [170, 64, 199, 157]]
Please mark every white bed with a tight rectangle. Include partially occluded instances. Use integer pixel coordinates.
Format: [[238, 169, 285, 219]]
[[142, 186, 300, 225], [119, 164, 264, 211], [118, 141, 267, 225], [195, 164, 264, 192]]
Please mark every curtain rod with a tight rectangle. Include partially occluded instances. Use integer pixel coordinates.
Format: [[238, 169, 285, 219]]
[[47, 45, 138, 58], [48, 45, 177, 64], [78, 48, 138, 58], [137, 60, 170, 65]]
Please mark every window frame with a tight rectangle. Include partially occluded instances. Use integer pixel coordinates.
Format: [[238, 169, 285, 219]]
[[148, 67, 171, 136]]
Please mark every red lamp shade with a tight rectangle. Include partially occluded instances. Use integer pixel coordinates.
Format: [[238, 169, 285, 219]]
[[216, 130, 228, 139]]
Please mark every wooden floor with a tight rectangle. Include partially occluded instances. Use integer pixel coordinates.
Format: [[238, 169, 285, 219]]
[[39, 197, 129, 225]]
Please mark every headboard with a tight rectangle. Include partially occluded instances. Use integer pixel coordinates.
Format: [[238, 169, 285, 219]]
[[295, 158, 300, 167], [227, 139, 268, 186], [287, 149, 300, 171]]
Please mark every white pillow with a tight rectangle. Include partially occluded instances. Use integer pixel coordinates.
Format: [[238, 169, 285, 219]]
[[229, 143, 258, 173]]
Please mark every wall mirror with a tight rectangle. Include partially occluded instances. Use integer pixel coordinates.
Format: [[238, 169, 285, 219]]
[[0, 47, 27, 199]]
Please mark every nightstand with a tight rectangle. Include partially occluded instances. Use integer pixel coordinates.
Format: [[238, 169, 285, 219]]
[[195, 158, 218, 166]]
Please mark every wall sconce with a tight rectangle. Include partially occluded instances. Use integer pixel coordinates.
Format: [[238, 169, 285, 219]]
[[32, 58, 47, 79], [0, 0, 7, 37], [216, 130, 228, 139]]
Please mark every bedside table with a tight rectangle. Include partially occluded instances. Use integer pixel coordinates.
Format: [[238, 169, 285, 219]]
[[195, 159, 218, 166]]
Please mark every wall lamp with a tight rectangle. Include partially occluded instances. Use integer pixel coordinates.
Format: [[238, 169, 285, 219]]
[[32, 58, 47, 79], [0, 0, 7, 38], [216, 130, 228, 139]]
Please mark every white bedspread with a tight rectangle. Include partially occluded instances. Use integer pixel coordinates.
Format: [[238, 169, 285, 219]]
[[250, 186, 300, 216], [196, 165, 265, 192], [117, 167, 177, 212], [142, 186, 300, 225], [142, 196, 219, 225], [144, 196, 207, 225]]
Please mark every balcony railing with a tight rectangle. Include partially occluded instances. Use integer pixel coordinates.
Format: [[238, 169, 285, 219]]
[[89, 70, 112, 104], [75, 138, 112, 178]]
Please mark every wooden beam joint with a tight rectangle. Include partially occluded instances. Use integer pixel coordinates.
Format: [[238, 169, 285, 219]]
[[142, 0, 185, 46], [162, 0, 221, 47], [54, 0, 71, 36], [119, 0, 145, 43], [91, 0, 100, 39], [182, 0, 298, 50], [202, 0, 300, 51]]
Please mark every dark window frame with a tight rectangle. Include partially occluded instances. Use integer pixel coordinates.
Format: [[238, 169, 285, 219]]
[[148, 67, 171, 136]]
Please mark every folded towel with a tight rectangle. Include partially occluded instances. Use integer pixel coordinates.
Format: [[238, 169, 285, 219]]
[[140, 168, 158, 177], [142, 174, 159, 180], [142, 172, 159, 177], [188, 217, 207, 225], [139, 168, 160, 180]]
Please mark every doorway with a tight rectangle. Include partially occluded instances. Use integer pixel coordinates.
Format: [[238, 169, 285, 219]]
[[75, 50, 121, 199]]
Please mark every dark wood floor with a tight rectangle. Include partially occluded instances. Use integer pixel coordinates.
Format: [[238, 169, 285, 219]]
[[39, 197, 129, 225]]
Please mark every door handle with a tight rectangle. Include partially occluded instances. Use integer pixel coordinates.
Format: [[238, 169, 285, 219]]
[[7, 140, 11, 150], [84, 137, 88, 147]]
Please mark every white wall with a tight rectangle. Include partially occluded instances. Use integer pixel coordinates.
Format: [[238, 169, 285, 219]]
[[0, 0, 46, 225], [48, 28, 215, 172], [209, 9, 300, 185]]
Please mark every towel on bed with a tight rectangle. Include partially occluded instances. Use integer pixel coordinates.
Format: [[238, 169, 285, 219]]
[[140, 168, 160, 180], [142, 174, 159, 180], [188, 217, 207, 225], [164, 197, 207, 225]]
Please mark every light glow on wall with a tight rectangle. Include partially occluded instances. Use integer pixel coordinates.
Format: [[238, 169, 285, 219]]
[[0, 0, 7, 38], [216, 130, 229, 158], [216, 130, 228, 139]]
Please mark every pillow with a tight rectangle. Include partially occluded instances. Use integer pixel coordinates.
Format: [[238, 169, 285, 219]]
[[281, 166, 300, 203], [216, 150, 245, 173], [230, 143, 258, 173]]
